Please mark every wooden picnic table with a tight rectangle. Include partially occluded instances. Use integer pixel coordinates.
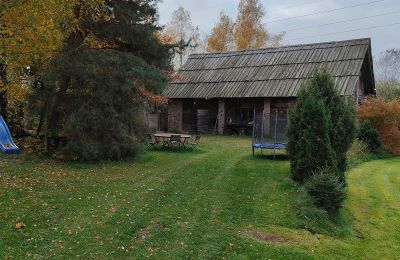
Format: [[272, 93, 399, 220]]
[[146, 133, 200, 150], [153, 133, 192, 140]]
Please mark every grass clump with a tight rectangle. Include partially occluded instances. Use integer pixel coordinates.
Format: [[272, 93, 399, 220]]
[[346, 139, 371, 168]]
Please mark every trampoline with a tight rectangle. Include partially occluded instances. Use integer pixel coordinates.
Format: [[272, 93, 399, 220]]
[[252, 109, 287, 158]]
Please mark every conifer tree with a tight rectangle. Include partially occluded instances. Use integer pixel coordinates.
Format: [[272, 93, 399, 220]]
[[30, 0, 172, 161], [356, 119, 382, 153], [308, 71, 356, 181], [288, 71, 356, 185], [289, 91, 337, 183]]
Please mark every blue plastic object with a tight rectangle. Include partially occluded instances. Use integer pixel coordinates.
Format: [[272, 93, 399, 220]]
[[252, 142, 287, 157], [252, 142, 287, 150], [0, 115, 20, 154]]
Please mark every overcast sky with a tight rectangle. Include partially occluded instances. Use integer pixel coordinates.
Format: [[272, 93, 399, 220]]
[[157, 0, 400, 57]]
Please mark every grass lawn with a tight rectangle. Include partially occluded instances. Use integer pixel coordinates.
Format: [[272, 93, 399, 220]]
[[1, 136, 399, 259]]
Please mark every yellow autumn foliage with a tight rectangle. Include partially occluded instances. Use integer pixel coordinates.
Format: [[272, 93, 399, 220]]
[[0, 0, 104, 105], [206, 0, 285, 52], [207, 12, 235, 52]]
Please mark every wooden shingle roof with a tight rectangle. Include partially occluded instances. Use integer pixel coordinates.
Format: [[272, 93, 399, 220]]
[[164, 38, 374, 99]]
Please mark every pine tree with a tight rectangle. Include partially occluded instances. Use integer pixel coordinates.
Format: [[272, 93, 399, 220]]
[[30, 0, 172, 161], [55, 49, 164, 161]]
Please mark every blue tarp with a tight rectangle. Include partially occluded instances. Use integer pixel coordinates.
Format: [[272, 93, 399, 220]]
[[0, 115, 20, 154]]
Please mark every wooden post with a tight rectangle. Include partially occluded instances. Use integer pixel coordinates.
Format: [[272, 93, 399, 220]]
[[273, 109, 278, 160], [167, 99, 182, 132], [263, 98, 271, 137], [218, 99, 225, 135], [252, 109, 256, 146]]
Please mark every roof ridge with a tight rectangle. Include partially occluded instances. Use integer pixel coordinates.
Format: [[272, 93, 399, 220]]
[[170, 75, 360, 84], [179, 57, 364, 72], [190, 38, 371, 57]]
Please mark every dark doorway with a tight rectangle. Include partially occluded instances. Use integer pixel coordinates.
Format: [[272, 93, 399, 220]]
[[197, 109, 209, 133]]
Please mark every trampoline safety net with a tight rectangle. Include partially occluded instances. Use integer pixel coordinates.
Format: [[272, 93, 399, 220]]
[[252, 109, 288, 157]]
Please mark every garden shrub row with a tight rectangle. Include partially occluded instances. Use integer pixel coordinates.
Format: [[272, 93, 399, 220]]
[[357, 97, 400, 155]]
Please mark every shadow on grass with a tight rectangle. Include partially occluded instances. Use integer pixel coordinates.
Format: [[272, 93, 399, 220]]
[[63, 147, 206, 170], [252, 153, 289, 161], [149, 147, 205, 154]]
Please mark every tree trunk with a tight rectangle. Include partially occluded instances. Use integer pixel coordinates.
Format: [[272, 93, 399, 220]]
[[0, 89, 7, 121], [47, 78, 69, 136], [0, 64, 8, 121], [36, 94, 51, 137]]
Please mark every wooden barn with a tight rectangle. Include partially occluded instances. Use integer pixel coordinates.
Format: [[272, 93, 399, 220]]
[[162, 38, 375, 137]]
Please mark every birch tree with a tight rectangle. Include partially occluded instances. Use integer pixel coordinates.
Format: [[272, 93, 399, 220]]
[[164, 6, 200, 68], [206, 12, 235, 52], [233, 0, 284, 50]]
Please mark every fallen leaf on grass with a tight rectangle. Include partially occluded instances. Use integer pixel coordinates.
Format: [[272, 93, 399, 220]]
[[15, 222, 26, 229]]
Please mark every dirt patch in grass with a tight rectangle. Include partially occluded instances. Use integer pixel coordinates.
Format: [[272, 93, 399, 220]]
[[243, 229, 287, 244], [137, 222, 167, 240]]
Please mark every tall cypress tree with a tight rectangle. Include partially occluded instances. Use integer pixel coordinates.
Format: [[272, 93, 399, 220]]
[[289, 92, 337, 183], [308, 71, 356, 182], [288, 71, 355, 184]]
